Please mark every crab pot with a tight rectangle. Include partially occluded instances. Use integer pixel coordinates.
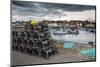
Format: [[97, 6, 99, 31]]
[[31, 32, 39, 39], [29, 48, 33, 54], [24, 23, 29, 30], [29, 24, 35, 31], [41, 40, 51, 48], [28, 40, 34, 47], [38, 32, 49, 39], [41, 49, 48, 59], [36, 41, 42, 48], [41, 50, 47, 59], [22, 39, 28, 47], [12, 21, 58, 59], [12, 30, 19, 37], [20, 32, 25, 38], [14, 44, 18, 51], [12, 31, 15, 36], [18, 46, 24, 52], [12, 43, 17, 50], [32, 48, 39, 56], [23, 47, 32, 55], [26, 31, 31, 38], [17, 38, 22, 44], [41, 46, 58, 59], [12, 37, 17, 45], [33, 40, 38, 47], [12, 37, 19, 50], [39, 22, 48, 30]]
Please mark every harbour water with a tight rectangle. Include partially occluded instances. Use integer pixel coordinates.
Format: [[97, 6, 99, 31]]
[[50, 30, 96, 45]]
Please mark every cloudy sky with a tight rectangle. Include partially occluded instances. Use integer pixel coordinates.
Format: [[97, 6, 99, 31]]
[[12, 1, 96, 22]]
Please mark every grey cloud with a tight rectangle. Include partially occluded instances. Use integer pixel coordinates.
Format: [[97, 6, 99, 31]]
[[12, 1, 96, 17]]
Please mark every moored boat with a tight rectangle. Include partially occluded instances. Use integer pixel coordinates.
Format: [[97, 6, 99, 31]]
[[52, 30, 79, 35]]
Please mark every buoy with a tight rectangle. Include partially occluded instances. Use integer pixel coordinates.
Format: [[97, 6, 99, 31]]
[[31, 19, 38, 26]]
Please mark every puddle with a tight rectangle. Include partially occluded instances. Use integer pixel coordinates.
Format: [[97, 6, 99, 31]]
[[63, 42, 78, 48], [80, 48, 96, 56]]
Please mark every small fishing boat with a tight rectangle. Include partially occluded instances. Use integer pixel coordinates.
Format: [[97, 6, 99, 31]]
[[67, 30, 79, 34], [90, 29, 96, 33], [86, 28, 96, 33], [53, 31, 67, 35], [52, 29, 79, 35]]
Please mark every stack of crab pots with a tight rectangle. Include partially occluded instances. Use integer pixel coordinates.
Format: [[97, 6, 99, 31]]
[[12, 21, 57, 59]]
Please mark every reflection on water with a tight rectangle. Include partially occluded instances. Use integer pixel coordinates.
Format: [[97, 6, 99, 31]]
[[50, 30, 96, 44]]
